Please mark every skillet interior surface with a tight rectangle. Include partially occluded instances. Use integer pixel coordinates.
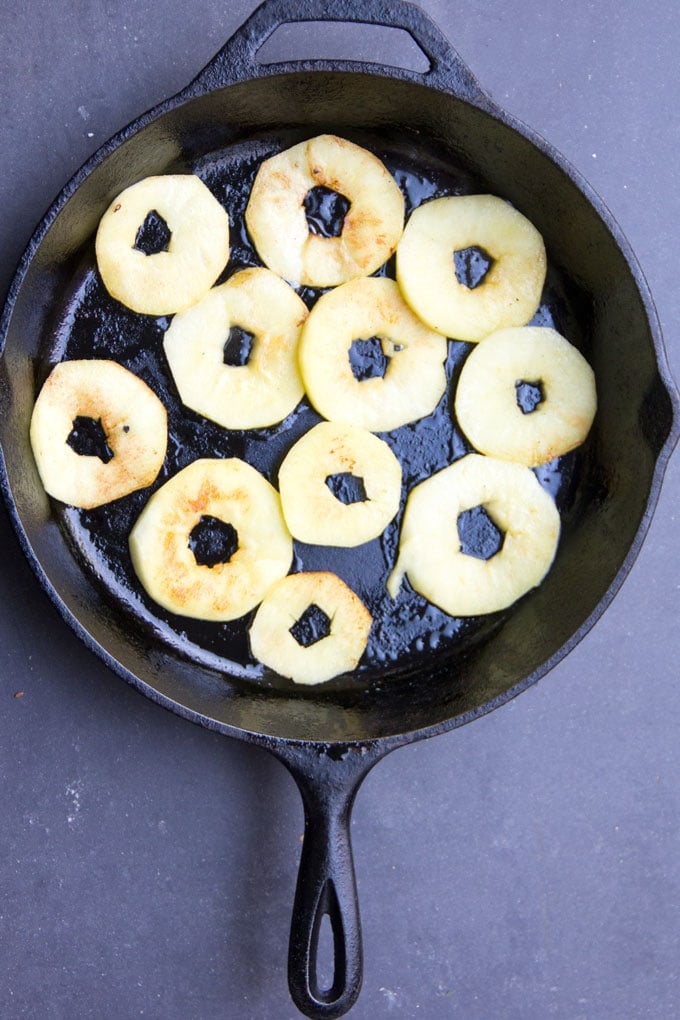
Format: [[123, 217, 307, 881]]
[[0, 70, 674, 743]]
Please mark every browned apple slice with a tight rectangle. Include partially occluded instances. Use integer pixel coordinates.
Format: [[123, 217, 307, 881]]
[[30, 359, 167, 509], [245, 134, 404, 287], [129, 458, 293, 621]]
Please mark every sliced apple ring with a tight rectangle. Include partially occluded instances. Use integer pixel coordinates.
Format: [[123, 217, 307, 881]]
[[245, 134, 405, 287], [95, 175, 230, 316], [454, 326, 597, 466], [278, 421, 402, 547], [29, 359, 167, 509], [299, 277, 447, 432], [396, 194, 546, 342], [163, 267, 307, 430], [129, 458, 293, 621], [387, 453, 560, 617], [249, 571, 372, 685]]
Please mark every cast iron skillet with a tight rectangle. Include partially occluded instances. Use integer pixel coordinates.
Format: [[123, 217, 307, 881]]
[[0, 1, 678, 1016]]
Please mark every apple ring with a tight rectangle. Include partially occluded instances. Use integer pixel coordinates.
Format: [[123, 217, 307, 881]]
[[248, 571, 372, 685], [163, 267, 308, 430], [245, 134, 405, 287], [396, 194, 546, 342], [29, 359, 167, 509], [128, 458, 293, 621], [95, 175, 230, 316], [387, 454, 560, 616], [278, 421, 402, 547], [299, 277, 447, 432], [454, 326, 597, 466]]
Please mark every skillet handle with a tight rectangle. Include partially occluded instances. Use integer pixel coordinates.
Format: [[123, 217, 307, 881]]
[[272, 740, 391, 1019], [180, 0, 490, 106]]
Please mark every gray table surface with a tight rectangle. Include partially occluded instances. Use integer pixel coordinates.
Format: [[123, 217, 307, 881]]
[[1, 2, 678, 1018]]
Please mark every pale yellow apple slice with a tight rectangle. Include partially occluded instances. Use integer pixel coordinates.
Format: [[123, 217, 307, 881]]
[[299, 277, 447, 432], [388, 453, 560, 616], [454, 326, 597, 466], [249, 571, 372, 684], [163, 267, 307, 430], [278, 421, 402, 547], [396, 194, 546, 342], [96, 174, 230, 316]]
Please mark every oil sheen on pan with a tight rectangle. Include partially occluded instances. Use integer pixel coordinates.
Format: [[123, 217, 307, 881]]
[[40, 129, 590, 691]]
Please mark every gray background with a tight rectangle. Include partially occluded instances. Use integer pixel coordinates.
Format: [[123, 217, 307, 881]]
[[1, 1, 678, 1018]]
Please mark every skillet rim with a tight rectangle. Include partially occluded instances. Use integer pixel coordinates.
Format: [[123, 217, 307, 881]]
[[0, 59, 678, 753]]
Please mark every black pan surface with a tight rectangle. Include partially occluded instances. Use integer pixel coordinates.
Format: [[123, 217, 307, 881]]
[[42, 126, 584, 700]]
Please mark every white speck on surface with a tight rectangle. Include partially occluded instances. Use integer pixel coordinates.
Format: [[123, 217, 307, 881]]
[[65, 780, 83, 824], [592, 153, 597, 158], [379, 987, 400, 1008], [87, 132, 94, 138]]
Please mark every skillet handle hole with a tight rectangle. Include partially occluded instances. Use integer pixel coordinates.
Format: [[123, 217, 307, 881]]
[[309, 879, 346, 1005], [256, 22, 431, 73]]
